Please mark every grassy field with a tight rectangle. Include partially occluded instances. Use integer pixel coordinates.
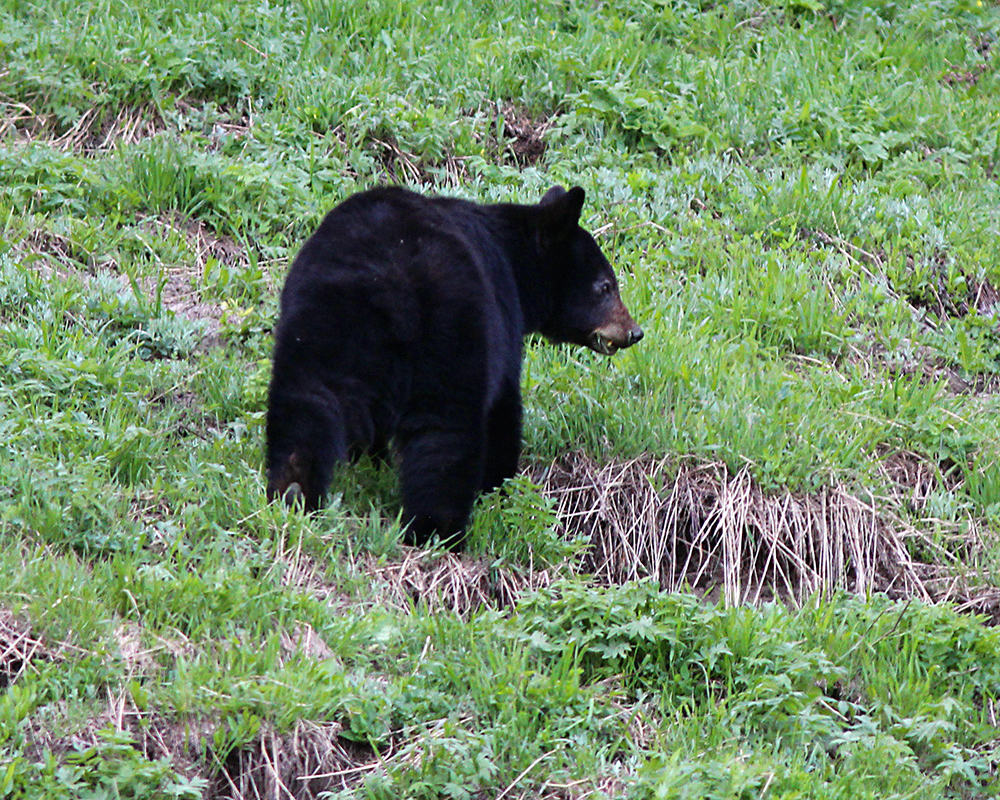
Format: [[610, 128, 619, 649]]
[[3, 0, 1000, 797]]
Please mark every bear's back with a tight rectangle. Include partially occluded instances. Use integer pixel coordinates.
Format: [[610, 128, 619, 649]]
[[274, 188, 525, 368], [279, 187, 520, 335], [291, 187, 489, 281]]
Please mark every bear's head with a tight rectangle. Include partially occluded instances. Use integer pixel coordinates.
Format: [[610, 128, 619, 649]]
[[536, 186, 643, 355]]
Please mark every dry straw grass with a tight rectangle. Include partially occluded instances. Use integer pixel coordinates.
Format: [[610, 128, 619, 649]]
[[534, 452, 997, 612], [208, 721, 380, 800], [268, 451, 997, 618], [0, 98, 166, 151], [357, 549, 556, 616], [271, 542, 557, 618], [264, 449, 1000, 620], [26, 696, 380, 800], [204, 693, 654, 800], [0, 609, 53, 689]]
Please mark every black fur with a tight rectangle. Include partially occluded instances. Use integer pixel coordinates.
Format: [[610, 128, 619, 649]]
[[266, 185, 641, 549]]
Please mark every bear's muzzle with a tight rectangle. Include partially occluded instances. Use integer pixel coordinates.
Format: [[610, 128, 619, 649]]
[[589, 307, 644, 355]]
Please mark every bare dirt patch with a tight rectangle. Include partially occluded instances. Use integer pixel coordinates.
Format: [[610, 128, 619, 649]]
[[497, 102, 552, 167], [14, 213, 249, 345], [942, 62, 989, 88], [134, 213, 253, 341]]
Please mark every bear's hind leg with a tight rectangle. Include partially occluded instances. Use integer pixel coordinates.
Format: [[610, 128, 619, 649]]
[[266, 385, 347, 512]]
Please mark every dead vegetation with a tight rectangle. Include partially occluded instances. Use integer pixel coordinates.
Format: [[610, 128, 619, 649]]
[[26, 698, 633, 800], [145, 448, 992, 798], [802, 226, 1000, 393], [70, 104, 168, 153], [283, 451, 996, 620], [209, 722, 379, 800], [366, 132, 474, 186], [0, 96, 253, 154], [0, 610, 54, 689], [357, 549, 556, 616], [533, 452, 996, 612], [261, 451, 999, 621], [24, 694, 378, 799], [900, 252, 1000, 323], [0, 98, 167, 151], [267, 535, 558, 618]]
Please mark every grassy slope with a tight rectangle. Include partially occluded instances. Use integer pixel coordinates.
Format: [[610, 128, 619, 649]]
[[2, 0, 1000, 797]]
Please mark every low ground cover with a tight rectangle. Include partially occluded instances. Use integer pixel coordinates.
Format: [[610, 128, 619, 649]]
[[2, 0, 1000, 796]]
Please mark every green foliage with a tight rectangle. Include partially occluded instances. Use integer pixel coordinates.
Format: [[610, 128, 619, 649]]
[[467, 474, 586, 568], [2, 0, 1000, 796], [1, 728, 206, 800], [356, 723, 500, 800], [519, 583, 1000, 798]]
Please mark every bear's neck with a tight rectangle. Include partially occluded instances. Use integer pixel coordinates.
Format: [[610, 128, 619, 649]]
[[491, 205, 553, 335]]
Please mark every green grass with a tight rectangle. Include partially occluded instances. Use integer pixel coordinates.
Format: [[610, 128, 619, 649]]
[[2, 0, 1000, 796]]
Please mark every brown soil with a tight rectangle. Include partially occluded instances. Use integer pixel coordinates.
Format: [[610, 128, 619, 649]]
[[498, 102, 551, 167]]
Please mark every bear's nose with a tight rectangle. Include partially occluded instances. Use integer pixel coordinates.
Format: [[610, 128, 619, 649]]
[[627, 326, 644, 346]]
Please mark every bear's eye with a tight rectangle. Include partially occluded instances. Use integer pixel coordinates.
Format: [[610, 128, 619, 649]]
[[596, 280, 613, 296]]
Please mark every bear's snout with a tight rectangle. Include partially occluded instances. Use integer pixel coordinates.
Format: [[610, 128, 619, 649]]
[[589, 304, 643, 355]]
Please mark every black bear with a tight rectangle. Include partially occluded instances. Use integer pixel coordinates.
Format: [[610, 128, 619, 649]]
[[266, 185, 642, 549]]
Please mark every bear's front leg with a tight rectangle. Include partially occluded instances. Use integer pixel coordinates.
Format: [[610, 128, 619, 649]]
[[396, 417, 486, 551], [481, 377, 523, 495]]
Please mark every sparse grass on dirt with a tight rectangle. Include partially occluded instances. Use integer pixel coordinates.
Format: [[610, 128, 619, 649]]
[[2, 0, 1000, 797]]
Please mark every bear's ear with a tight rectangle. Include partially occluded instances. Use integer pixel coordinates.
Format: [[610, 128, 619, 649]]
[[539, 185, 568, 205], [538, 185, 585, 243]]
